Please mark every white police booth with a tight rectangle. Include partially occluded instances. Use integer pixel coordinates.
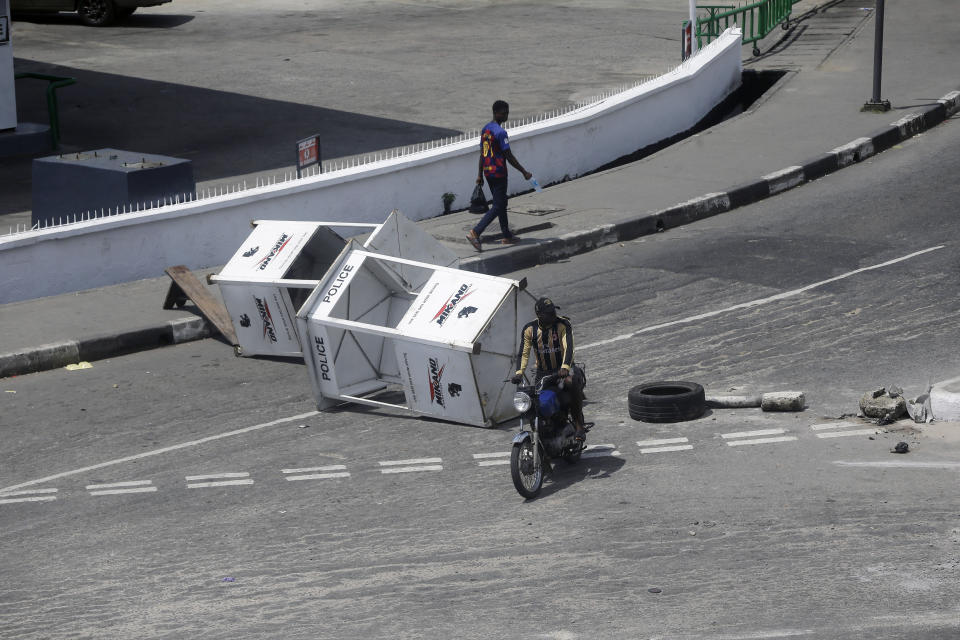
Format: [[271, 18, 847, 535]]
[[209, 210, 458, 358], [297, 244, 536, 427]]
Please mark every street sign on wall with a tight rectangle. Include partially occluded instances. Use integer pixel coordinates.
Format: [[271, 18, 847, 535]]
[[296, 134, 321, 177]]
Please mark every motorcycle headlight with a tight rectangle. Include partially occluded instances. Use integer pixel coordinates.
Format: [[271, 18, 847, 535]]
[[513, 392, 532, 413]]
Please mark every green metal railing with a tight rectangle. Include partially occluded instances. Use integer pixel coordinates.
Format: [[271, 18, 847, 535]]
[[695, 0, 802, 56], [14, 72, 76, 149]]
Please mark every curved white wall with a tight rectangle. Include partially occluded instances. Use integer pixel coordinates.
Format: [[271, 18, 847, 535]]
[[0, 29, 742, 303]]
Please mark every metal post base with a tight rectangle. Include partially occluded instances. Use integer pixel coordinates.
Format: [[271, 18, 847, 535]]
[[862, 99, 891, 113]]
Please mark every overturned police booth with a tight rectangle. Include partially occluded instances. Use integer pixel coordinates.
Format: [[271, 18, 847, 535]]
[[209, 210, 458, 358], [297, 243, 537, 427]]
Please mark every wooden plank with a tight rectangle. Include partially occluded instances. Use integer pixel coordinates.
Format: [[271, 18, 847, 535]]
[[163, 266, 238, 346]]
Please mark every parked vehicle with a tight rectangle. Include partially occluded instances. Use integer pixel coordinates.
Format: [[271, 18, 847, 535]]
[[11, 0, 172, 26], [509, 374, 592, 499]]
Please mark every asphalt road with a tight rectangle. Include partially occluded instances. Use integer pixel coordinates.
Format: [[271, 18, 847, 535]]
[[2, 116, 959, 637]]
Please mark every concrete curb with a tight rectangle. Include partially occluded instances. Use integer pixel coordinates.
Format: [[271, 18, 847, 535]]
[[0, 316, 212, 378], [465, 89, 960, 276], [4, 90, 958, 379]]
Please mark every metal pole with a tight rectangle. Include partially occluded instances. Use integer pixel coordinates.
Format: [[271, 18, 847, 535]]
[[689, 0, 698, 54], [863, 0, 890, 112]]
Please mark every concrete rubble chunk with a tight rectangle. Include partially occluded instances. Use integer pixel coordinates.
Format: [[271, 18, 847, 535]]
[[760, 391, 805, 412], [860, 387, 907, 423], [906, 393, 933, 424], [705, 393, 762, 408]]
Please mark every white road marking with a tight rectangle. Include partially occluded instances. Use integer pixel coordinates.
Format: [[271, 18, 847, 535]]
[[726, 436, 798, 447], [834, 460, 960, 469], [185, 472, 252, 488], [578, 245, 944, 351], [185, 473, 250, 481], [637, 437, 689, 447], [810, 421, 863, 431], [722, 428, 786, 439], [87, 480, 156, 496], [380, 465, 443, 474], [816, 429, 878, 439], [474, 452, 510, 466], [641, 444, 694, 454], [282, 465, 347, 474], [187, 479, 255, 488], [285, 472, 351, 481], [0, 488, 58, 496], [0, 495, 58, 504], [85, 480, 152, 490], [0, 487, 59, 504], [379, 458, 442, 466], [0, 410, 320, 494], [90, 487, 158, 496], [582, 444, 621, 458]]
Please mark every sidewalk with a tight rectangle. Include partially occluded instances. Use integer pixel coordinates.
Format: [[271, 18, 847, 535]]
[[2, 0, 959, 379]]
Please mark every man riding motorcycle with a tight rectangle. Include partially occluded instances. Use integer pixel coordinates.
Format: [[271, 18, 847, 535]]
[[512, 297, 587, 443]]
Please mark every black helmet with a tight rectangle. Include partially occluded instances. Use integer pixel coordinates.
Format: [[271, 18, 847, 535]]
[[535, 297, 558, 323]]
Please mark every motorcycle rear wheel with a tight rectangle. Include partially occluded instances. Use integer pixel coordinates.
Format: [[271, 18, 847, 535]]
[[510, 441, 543, 499]]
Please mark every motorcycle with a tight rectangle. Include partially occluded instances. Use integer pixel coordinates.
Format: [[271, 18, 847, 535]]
[[509, 373, 593, 499]]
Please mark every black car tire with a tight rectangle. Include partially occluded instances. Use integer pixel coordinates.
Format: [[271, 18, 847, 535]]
[[78, 0, 116, 26], [628, 381, 706, 423]]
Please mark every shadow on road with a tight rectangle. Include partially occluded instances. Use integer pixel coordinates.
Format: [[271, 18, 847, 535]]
[[2, 59, 462, 218], [11, 13, 195, 29], [532, 454, 626, 501]]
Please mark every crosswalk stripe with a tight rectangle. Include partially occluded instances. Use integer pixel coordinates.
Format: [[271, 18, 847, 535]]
[[816, 429, 878, 439], [379, 458, 442, 466], [640, 444, 694, 454], [282, 465, 347, 474], [726, 436, 798, 447], [0, 496, 57, 504], [722, 428, 786, 439], [381, 465, 443, 474], [285, 472, 351, 481], [810, 421, 862, 431], [637, 437, 689, 447]]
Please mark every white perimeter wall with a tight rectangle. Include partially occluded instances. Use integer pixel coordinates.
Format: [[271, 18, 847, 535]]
[[0, 29, 742, 303]]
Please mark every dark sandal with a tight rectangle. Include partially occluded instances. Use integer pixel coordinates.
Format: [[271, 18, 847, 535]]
[[499, 235, 519, 245], [466, 230, 482, 251]]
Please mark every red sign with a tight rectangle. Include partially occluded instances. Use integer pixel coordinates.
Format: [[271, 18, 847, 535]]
[[296, 135, 321, 177]]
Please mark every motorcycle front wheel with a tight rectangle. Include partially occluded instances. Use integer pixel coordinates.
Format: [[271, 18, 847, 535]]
[[510, 441, 543, 499]]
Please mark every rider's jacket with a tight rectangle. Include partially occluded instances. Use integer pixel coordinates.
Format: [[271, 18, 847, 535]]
[[515, 316, 575, 377]]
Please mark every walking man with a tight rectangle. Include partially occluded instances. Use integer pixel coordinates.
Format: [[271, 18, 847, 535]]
[[466, 100, 532, 251]]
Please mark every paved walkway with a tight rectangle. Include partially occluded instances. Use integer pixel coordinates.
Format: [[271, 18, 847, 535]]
[[2, 0, 959, 380]]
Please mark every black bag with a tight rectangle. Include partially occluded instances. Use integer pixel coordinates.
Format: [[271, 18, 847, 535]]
[[469, 183, 489, 213]]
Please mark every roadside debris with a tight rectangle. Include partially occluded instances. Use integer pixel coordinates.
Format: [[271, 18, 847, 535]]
[[705, 393, 762, 408], [705, 390, 805, 412], [892, 441, 910, 454], [760, 391, 805, 412], [859, 387, 906, 425], [906, 388, 933, 424], [64, 362, 93, 371]]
